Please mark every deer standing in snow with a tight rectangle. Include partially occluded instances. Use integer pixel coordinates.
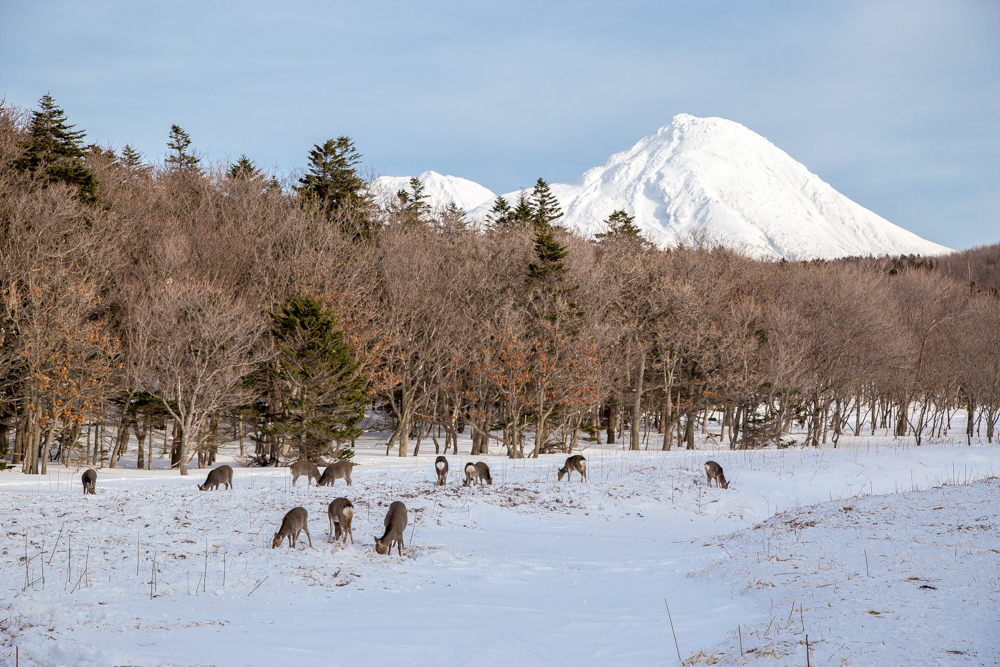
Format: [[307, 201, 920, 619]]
[[327, 497, 354, 544], [81, 468, 96, 495], [558, 455, 587, 482], [198, 464, 233, 491], [272, 507, 312, 549], [435, 456, 448, 485], [317, 460, 353, 487], [463, 461, 492, 486], [374, 501, 407, 556], [289, 461, 320, 487], [704, 461, 729, 489]]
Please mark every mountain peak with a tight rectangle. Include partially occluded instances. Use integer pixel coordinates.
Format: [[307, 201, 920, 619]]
[[384, 118, 951, 260]]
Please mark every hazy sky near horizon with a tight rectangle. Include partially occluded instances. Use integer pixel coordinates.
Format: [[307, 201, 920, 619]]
[[1, 0, 997, 249]]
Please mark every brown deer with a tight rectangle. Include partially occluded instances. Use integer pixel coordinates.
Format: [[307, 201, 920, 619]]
[[272, 507, 312, 549], [704, 461, 729, 489], [81, 469, 96, 495], [463, 461, 492, 486], [435, 456, 449, 486], [198, 464, 233, 491], [558, 455, 587, 482], [375, 501, 407, 556], [289, 461, 320, 487], [317, 460, 353, 487], [327, 497, 355, 544]]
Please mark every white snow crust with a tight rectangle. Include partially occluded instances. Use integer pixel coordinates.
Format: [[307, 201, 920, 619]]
[[1, 425, 998, 666]]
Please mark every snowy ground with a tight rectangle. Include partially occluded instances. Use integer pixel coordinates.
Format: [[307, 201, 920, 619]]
[[1, 429, 998, 666]]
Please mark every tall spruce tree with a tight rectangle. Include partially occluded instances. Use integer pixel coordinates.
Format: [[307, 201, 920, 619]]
[[119, 145, 151, 176], [229, 154, 260, 179], [595, 209, 647, 244], [395, 176, 430, 223], [296, 136, 373, 239], [512, 191, 535, 227], [262, 295, 367, 461], [526, 224, 569, 286], [529, 177, 562, 230], [487, 195, 513, 227], [14, 94, 99, 204], [165, 125, 200, 172]]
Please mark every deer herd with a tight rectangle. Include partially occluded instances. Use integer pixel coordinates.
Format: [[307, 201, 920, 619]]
[[77, 454, 732, 558]]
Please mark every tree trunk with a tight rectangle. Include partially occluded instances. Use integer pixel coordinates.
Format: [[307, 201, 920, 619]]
[[966, 396, 975, 445], [135, 418, 146, 469], [630, 354, 645, 451], [605, 403, 615, 445], [684, 410, 695, 450], [170, 419, 182, 469], [661, 390, 673, 451]]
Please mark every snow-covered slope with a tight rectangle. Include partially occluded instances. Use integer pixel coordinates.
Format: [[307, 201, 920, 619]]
[[372, 170, 495, 212], [457, 114, 949, 260]]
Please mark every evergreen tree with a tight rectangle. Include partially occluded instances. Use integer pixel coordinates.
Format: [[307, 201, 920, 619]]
[[14, 94, 99, 204], [262, 295, 367, 461], [229, 154, 260, 179], [486, 195, 512, 227], [295, 136, 373, 239], [595, 209, 647, 245], [526, 224, 570, 286], [437, 201, 468, 233], [165, 125, 200, 172], [395, 176, 430, 223], [512, 191, 535, 227], [117, 145, 153, 184], [120, 144, 145, 170], [529, 177, 562, 230]]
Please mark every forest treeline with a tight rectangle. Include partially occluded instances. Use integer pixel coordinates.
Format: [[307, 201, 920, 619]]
[[2, 96, 999, 475]]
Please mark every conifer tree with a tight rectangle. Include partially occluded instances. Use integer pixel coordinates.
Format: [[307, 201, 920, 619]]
[[120, 144, 144, 170], [296, 136, 373, 239], [527, 224, 571, 290], [487, 195, 512, 227], [395, 176, 430, 223], [262, 295, 367, 461], [229, 154, 260, 179], [529, 177, 562, 230], [14, 94, 99, 204], [165, 125, 200, 172], [596, 209, 647, 245], [437, 201, 468, 233], [512, 191, 535, 227]]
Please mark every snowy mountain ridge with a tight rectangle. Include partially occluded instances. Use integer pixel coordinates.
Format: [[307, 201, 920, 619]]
[[377, 115, 951, 260]]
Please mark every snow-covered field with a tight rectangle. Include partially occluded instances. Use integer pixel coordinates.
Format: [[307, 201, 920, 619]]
[[1, 429, 998, 666]]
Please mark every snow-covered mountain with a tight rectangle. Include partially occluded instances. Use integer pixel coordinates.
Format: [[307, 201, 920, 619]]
[[371, 171, 495, 213], [381, 116, 951, 260]]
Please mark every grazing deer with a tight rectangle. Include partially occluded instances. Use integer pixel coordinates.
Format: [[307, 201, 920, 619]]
[[328, 497, 355, 544], [289, 460, 320, 487], [463, 461, 492, 487], [198, 464, 233, 491], [704, 460, 729, 489], [272, 507, 312, 549], [375, 501, 407, 556], [435, 456, 449, 486], [558, 455, 587, 482], [317, 460, 353, 487], [81, 468, 96, 495]]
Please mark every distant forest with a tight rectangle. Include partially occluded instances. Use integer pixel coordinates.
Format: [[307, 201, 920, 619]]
[[2, 96, 999, 475]]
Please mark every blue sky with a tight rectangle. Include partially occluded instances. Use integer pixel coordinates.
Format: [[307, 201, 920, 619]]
[[1, 0, 997, 248]]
